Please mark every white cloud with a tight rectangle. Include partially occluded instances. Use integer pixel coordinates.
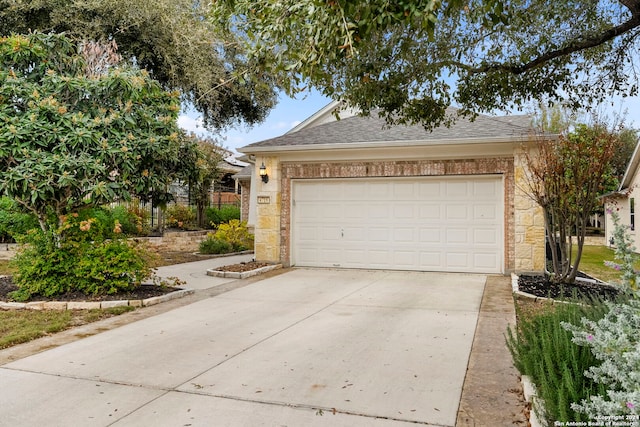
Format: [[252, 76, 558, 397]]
[[290, 120, 302, 129]]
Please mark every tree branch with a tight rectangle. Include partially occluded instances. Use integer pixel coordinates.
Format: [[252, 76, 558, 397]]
[[472, 13, 640, 75]]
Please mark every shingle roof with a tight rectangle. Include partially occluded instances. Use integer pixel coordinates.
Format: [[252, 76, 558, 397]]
[[232, 164, 252, 180], [241, 109, 534, 152]]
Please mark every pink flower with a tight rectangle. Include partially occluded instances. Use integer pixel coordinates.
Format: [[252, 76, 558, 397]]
[[587, 334, 594, 342], [627, 402, 635, 409]]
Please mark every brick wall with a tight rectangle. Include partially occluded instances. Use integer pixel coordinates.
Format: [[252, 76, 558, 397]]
[[239, 181, 250, 222], [279, 158, 519, 271]]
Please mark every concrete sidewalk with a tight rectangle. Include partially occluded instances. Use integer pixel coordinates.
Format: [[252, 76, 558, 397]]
[[0, 261, 526, 426]]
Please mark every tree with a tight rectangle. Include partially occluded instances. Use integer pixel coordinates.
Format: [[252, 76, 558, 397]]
[[0, 0, 278, 129], [179, 133, 225, 228], [0, 32, 188, 241], [212, 0, 640, 129], [524, 123, 621, 284], [612, 128, 639, 182]]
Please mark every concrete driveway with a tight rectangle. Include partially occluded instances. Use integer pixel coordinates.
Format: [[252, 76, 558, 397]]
[[0, 268, 486, 426]]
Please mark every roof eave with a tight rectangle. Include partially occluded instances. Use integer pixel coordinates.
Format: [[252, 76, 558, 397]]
[[239, 135, 535, 154]]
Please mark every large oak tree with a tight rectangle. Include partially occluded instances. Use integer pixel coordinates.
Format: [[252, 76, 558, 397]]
[[212, 0, 640, 128]]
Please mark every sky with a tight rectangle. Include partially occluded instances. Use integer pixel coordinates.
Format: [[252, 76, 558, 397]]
[[178, 90, 331, 155], [177, 90, 640, 157]]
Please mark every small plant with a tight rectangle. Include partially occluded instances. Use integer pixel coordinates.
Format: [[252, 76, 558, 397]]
[[213, 219, 253, 251], [165, 203, 196, 229], [198, 219, 253, 254], [507, 301, 609, 424], [199, 236, 233, 254], [110, 201, 151, 236], [205, 205, 240, 228]]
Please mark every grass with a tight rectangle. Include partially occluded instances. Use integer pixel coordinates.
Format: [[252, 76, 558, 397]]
[[0, 306, 134, 349], [0, 259, 15, 275], [575, 245, 640, 283]]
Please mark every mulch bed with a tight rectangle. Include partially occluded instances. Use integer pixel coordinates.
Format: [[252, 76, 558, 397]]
[[0, 259, 266, 303], [0, 275, 175, 303], [518, 272, 621, 300], [214, 261, 270, 273]]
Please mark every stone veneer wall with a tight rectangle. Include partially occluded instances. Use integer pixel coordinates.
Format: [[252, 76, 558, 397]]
[[276, 157, 533, 272], [513, 151, 546, 271], [136, 230, 209, 252]]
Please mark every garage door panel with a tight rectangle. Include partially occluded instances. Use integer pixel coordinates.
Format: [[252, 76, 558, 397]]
[[419, 228, 442, 243], [446, 228, 470, 244], [292, 176, 503, 273], [393, 205, 415, 219], [393, 228, 415, 242], [474, 205, 498, 220], [369, 228, 390, 241], [446, 205, 470, 220], [474, 229, 498, 245], [368, 205, 391, 219], [419, 204, 443, 220]]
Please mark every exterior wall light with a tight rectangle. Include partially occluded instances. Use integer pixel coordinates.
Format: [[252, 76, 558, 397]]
[[259, 162, 269, 183]]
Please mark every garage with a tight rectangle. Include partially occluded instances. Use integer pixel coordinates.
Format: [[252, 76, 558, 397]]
[[291, 175, 504, 273]]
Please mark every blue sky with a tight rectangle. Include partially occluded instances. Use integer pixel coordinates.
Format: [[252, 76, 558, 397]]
[[178, 90, 331, 154], [178, 90, 640, 156]]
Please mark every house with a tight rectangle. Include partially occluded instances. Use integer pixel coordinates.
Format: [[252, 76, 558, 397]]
[[604, 141, 640, 250], [237, 101, 547, 274]]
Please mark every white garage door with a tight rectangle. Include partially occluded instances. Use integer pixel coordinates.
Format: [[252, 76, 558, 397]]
[[292, 176, 504, 273]]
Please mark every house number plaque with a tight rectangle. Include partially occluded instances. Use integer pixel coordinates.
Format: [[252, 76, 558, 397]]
[[257, 196, 271, 204]]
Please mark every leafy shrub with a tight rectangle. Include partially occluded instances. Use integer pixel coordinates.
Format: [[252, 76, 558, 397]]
[[110, 203, 150, 236], [9, 213, 152, 301], [205, 205, 240, 227], [213, 219, 253, 251], [507, 300, 610, 424], [198, 219, 253, 254], [166, 204, 196, 229], [199, 236, 233, 254], [0, 197, 38, 243]]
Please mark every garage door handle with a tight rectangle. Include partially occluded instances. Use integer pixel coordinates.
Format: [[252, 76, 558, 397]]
[[341, 229, 344, 237]]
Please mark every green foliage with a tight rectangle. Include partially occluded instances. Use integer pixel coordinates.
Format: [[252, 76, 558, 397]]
[[213, 0, 639, 128], [562, 212, 640, 417], [524, 121, 621, 284], [9, 214, 152, 301], [179, 133, 225, 228], [110, 203, 150, 236], [0, 0, 277, 129], [205, 205, 241, 227], [213, 219, 253, 251], [0, 32, 186, 241], [199, 236, 233, 255], [507, 301, 610, 424], [165, 204, 196, 230], [0, 197, 38, 242]]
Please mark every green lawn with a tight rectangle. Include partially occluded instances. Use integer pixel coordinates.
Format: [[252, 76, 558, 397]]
[[0, 306, 134, 349], [575, 245, 640, 283]]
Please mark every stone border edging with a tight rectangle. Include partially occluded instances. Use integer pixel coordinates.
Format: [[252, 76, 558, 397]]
[[206, 264, 282, 279], [522, 375, 545, 427], [0, 287, 195, 311]]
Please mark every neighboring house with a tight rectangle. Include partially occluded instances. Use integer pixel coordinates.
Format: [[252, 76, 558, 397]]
[[604, 141, 640, 250], [233, 164, 252, 222], [237, 100, 547, 274]]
